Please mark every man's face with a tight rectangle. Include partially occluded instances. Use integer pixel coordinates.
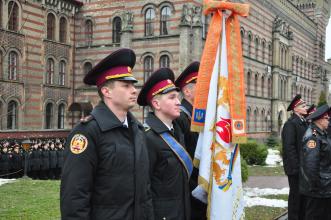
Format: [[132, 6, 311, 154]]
[[316, 115, 330, 130], [294, 103, 307, 116], [152, 90, 181, 120], [107, 81, 137, 111], [183, 83, 196, 104]]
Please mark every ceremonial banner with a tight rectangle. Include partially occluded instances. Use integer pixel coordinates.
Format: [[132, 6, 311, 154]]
[[192, 1, 250, 219]]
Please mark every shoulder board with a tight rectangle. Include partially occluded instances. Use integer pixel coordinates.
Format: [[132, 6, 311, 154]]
[[143, 123, 151, 132], [80, 115, 94, 124]]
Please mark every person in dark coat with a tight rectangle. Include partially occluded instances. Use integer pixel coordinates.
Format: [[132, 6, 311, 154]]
[[60, 48, 154, 220], [281, 94, 308, 220], [0, 146, 11, 178], [40, 144, 50, 180], [138, 68, 191, 220], [28, 144, 41, 179], [55, 143, 64, 179], [175, 61, 207, 220], [49, 143, 58, 179], [299, 104, 331, 219], [11, 144, 23, 178]]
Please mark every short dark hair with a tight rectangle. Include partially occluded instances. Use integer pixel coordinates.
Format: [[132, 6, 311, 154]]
[[97, 80, 115, 100]]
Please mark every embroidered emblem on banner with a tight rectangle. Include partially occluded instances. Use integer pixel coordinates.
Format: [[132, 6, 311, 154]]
[[70, 134, 88, 154], [307, 140, 316, 149]]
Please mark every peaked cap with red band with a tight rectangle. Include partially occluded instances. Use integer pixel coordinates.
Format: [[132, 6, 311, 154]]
[[306, 104, 330, 121], [138, 68, 179, 106], [305, 104, 317, 118], [287, 94, 305, 111], [175, 61, 200, 89], [84, 48, 137, 87]]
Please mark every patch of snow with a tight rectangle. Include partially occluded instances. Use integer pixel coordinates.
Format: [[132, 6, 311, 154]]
[[244, 187, 289, 197], [266, 149, 283, 167], [244, 196, 288, 208], [0, 178, 16, 186], [244, 187, 289, 208]]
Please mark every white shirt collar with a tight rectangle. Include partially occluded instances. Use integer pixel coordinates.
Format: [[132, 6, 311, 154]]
[[122, 116, 129, 128], [162, 121, 173, 131]]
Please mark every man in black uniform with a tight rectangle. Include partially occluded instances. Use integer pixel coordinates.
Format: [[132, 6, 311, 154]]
[[60, 49, 153, 220], [138, 68, 191, 220], [175, 62, 207, 220], [299, 104, 331, 219], [281, 94, 307, 220]]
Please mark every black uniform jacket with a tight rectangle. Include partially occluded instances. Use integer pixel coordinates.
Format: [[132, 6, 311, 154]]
[[282, 113, 308, 175], [60, 102, 154, 220], [299, 124, 331, 198], [175, 99, 199, 159], [175, 99, 207, 219], [145, 112, 190, 220]]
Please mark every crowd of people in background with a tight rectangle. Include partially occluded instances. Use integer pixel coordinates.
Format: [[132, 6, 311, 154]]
[[0, 138, 65, 180]]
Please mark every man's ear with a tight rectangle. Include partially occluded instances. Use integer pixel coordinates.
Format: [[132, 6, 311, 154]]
[[101, 86, 112, 98], [150, 98, 160, 111]]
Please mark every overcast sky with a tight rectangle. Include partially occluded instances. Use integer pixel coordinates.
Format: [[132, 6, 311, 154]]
[[326, 17, 331, 61]]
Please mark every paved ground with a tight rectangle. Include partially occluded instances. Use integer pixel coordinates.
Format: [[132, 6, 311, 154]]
[[244, 175, 289, 189]]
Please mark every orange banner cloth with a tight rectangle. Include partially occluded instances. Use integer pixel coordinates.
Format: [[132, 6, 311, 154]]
[[191, 0, 249, 143]]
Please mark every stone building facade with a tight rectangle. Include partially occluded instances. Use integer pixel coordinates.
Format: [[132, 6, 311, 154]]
[[0, 0, 330, 138]]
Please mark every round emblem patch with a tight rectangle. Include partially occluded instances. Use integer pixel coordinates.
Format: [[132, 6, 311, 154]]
[[70, 134, 88, 154], [307, 140, 316, 149]]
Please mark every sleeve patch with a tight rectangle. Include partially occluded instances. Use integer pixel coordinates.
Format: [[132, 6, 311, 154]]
[[307, 140, 317, 149], [70, 134, 88, 154]]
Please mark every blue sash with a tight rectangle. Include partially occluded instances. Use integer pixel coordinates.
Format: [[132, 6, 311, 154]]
[[180, 105, 192, 119], [160, 132, 193, 178]]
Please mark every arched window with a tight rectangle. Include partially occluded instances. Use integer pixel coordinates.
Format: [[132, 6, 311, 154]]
[[7, 100, 18, 129], [159, 55, 170, 68], [45, 103, 53, 129], [248, 34, 252, 57], [268, 43, 272, 64], [0, 0, 3, 28], [58, 104, 65, 129], [261, 109, 265, 131], [46, 58, 54, 84], [247, 71, 251, 95], [254, 109, 258, 131], [240, 29, 244, 51], [8, 1, 19, 31], [280, 47, 284, 68], [268, 77, 272, 97], [83, 62, 92, 76], [144, 56, 154, 82], [261, 76, 265, 97], [308, 64, 311, 79], [254, 74, 258, 96], [254, 37, 259, 60], [160, 6, 171, 35], [279, 79, 283, 100], [283, 80, 287, 100], [247, 108, 251, 132], [262, 40, 266, 63], [0, 51, 3, 78], [8, 51, 18, 80], [85, 20, 93, 46], [145, 8, 155, 36], [112, 17, 121, 43], [59, 17, 67, 43], [47, 13, 56, 40], [59, 61, 66, 86], [292, 83, 296, 97]]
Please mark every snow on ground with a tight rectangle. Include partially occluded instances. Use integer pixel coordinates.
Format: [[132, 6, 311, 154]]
[[266, 149, 283, 167], [0, 178, 16, 186], [244, 187, 289, 208]]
